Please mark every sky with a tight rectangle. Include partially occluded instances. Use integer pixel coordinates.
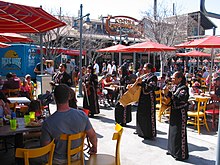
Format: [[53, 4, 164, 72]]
[[2, 0, 220, 35]]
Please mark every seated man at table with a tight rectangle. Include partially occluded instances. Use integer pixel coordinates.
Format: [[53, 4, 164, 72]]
[[2, 72, 20, 90], [207, 77, 220, 110], [40, 84, 97, 164], [102, 74, 116, 106]]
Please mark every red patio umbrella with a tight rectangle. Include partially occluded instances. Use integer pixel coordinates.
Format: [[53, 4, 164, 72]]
[[186, 36, 220, 48], [0, 33, 33, 42], [176, 50, 211, 57], [0, 1, 66, 75], [0, 42, 10, 48], [176, 36, 220, 92], [119, 41, 176, 52], [96, 44, 127, 53], [175, 40, 194, 48], [0, 1, 66, 33]]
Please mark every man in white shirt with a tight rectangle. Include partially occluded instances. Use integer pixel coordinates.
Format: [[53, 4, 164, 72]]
[[111, 61, 117, 74], [107, 61, 112, 74], [93, 61, 99, 75]]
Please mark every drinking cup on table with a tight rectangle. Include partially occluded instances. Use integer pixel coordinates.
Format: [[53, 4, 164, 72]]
[[10, 119, 17, 130], [24, 115, 30, 125], [29, 112, 35, 121]]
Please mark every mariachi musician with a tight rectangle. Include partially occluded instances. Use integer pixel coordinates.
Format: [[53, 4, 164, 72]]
[[82, 65, 100, 117], [114, 65, 132, 126], [166, 71, 189, 161], [135, 63, 158, 140]]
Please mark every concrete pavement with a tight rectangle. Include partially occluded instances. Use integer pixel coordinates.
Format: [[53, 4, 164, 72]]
[[49, 94, 218, 165]]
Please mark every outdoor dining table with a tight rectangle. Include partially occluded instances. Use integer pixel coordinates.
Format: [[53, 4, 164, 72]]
[[7, 97, 31, 104], [0, 118, 42, 164]]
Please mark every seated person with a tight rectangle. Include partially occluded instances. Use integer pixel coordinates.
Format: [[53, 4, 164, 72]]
[[28, 100, 42, 118], [189, 81, 202, 95], [102, 74, 116, 105], [20, 79, 31, 99], [188, 81, 203, 111], [0, 92, 11, 117], [207, 77, 220, 110], [40, 84, 97, 164], [2, 72, 20, 90], [25, 74, 35, 96]]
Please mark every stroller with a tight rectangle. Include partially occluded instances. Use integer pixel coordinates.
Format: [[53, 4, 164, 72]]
[[37, 91, 54, 115]]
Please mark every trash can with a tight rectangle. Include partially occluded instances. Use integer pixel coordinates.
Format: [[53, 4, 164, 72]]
[[36, 74, 52, 97]]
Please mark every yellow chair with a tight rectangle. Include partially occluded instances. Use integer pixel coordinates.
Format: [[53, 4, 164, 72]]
[[187, 97, 210, 134], [155, 90, 164, 121], [155, 90, 162, 111], [9, 102, 18, 112], [15, 139, 55, 165], [86, 123, 123, 165], [8, 88, 20, 97], [60, 132, 86, 165]]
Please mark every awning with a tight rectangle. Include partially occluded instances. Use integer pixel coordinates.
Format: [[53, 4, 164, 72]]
[[0, 33, 33, 42], [0, 1, 66, 33]]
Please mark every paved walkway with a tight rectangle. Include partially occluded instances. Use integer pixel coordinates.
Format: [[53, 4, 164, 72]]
[[56, 95, 218, 165]]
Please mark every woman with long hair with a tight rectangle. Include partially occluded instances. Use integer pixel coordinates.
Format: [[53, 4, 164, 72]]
[[82, 65, 100, 117]]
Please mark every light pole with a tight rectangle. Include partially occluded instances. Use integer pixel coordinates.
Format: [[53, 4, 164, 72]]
[[73, 4, 90, 97]]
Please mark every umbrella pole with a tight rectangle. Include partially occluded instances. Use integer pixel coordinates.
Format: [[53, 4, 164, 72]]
[[148, 51, 150, 63], [209, 48, 215, 93], [133, 52, 136, 73], [40, 33, 43, 75], [189, 57, 192, 73]]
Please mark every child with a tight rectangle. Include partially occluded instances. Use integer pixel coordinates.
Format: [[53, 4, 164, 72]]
[[20, 79, 31, 99], [28, 100, 42, 118]]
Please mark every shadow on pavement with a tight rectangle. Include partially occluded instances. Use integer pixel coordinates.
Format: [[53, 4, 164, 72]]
[[141, 136, 213, 164], [142, 136, 209, 152], [90, 115, 115, 124]]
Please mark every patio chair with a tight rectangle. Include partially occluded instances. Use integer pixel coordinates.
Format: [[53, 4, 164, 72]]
[[15, 139, 55, 165], [206, 100, 220, 130], [187, 97, 210, 134], [60, 132, 86, 165], [86, 123, 123, 165], [155, 90, 162, 121]]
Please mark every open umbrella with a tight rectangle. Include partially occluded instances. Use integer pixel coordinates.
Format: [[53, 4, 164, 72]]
[[0, 1, 66, 33], [96, 44, 127, 53], [175, 40, 194, 48], [0, 42, 10, 48], [119, 41, 176, 52], [119, 41, 176, 74], [186, 36, 220, 48], [0, 1, 66, 75], [176, 36, 220, 92], [0, 33, 33, 43], [176, 50, 211, 57]]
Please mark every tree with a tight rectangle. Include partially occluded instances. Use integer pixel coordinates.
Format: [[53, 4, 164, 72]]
[[142, 2, 195, 73]]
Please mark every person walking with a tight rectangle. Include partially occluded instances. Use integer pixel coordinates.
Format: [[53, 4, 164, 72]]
[[135, 63, 157, 140], [166, 71, 189, 161], [82, 65, 100, 117]]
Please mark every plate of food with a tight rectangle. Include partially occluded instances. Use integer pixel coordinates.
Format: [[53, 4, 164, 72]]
[[26, 121, 42, 127]]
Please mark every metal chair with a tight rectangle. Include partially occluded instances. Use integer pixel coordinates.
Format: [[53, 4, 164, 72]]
[[86, 124, 123, 165], [15, 139, 55, 165]]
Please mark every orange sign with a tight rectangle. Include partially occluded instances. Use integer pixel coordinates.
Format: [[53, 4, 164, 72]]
[[104, 15, 143, 38]]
